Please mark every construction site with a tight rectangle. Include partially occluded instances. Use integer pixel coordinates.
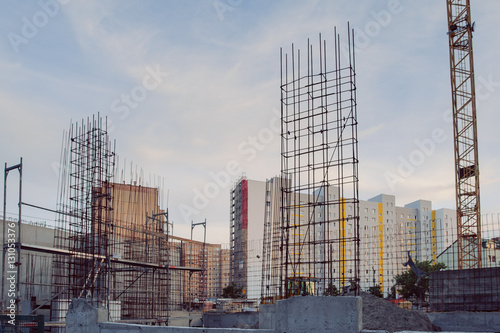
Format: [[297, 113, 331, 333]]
[[1, 1, 500, 333]]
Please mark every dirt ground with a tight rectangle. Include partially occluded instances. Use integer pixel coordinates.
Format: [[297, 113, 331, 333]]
[[360, 292, 441, 332]]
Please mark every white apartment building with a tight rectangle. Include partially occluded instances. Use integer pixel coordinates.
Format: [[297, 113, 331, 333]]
[[231, 177, 457, 299]]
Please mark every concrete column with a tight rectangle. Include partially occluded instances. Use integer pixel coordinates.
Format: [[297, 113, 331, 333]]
[[274, 296, 362, 333], [66, 298, 108, 333]]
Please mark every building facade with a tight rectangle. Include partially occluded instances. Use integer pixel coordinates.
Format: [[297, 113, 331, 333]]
[[232, 177, 459, 300], [229, 176, 267, 300]]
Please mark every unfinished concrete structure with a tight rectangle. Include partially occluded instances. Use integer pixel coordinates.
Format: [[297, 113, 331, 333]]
[[50, 116, 185, 322], [0, 115, 227, 328]]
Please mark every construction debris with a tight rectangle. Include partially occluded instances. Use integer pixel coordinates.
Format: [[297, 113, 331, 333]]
[[360, 292, 440, 332]]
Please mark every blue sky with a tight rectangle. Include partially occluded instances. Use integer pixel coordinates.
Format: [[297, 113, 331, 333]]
[[1, 0, 499, 244]]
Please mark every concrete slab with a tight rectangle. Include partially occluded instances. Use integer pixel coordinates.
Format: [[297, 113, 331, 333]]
[[203, 312, 259, 329], [66, 298, 108, 333], [99, 322, 274, 333], [427, 312, 500, 333], [275, 296, 362, 333], [258, 304, 275, 330]]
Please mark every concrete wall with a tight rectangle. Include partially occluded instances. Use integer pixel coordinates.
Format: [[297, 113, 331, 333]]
[[427, 312, 500, 332], [269, 296, 362, 333], [429, 267, 500, 311], [246, 180, 266, 300], [0, 221, 56, 310], [69, 297, 363, 333], [258, 304, 275, 330], [203, 312, 259, 329], [100, 323, 273, 333]]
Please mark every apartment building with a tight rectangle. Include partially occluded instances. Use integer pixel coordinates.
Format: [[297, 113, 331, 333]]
[[229, 176, 266, 300], [232, 177, 458, 299]]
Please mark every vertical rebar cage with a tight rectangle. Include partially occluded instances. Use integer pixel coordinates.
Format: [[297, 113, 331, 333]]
[[52, 115, 116, 320], [278, 27, 359, 299]]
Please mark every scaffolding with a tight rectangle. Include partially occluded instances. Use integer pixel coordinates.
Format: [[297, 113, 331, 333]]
[[48, 115, 206, 326], [263, 26, 360, 301], [51, 115, 116, 320]]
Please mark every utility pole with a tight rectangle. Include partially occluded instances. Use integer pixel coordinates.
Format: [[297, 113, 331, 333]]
[[2, 158, 22, 313]]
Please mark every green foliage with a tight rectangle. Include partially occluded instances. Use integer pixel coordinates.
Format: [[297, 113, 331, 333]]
[[222, 283, 243, 298], [394, 260, 446, 301], [368, 285, 383, 298], [324, 283, 339, 296]]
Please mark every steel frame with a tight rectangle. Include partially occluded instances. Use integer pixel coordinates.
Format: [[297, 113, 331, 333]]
[[264, 27, 360, 301], [446, 0, 482, 269]]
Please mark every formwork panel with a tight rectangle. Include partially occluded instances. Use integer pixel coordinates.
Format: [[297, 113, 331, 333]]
[[430, 267, 500, 311]]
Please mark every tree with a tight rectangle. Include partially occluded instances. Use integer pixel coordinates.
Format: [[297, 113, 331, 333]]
[[393, 260, 446, 302], [368, 285, 383, 298], [222, 283, 243, 298], [324, 283, 339, 296]]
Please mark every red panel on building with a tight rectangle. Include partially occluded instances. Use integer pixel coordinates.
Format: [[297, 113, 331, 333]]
[[241, 179, 248, 230]]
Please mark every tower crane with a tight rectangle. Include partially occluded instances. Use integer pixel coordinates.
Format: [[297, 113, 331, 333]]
[[446, 0, 482, 269]]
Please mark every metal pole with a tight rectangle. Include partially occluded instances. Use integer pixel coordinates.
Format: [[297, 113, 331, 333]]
[[2, 159, 22, 312], [190, 219, 207, 326], [165, 210, 169, 326], [2, 162, 7, 307], [17, 158, 22, 314], [189, 222, 193, 327], [188, 270, 192, 327], [190, 221, 193, 241], [202, 219, 206, 327]]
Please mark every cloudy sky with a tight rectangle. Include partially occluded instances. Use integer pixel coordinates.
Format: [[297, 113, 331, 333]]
[[1, 0, 499, 244]]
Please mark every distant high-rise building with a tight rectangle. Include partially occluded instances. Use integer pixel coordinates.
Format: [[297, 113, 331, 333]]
[[229, 176, 267, 300], [231, 176, 458, 300]]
